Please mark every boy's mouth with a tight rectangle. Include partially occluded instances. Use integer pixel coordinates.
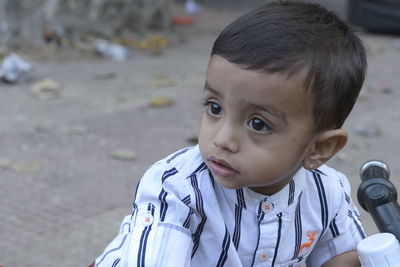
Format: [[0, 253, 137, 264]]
[[207, 156, 239, 177]]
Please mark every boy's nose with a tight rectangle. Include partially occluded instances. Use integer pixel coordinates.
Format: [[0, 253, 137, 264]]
[[213, 121, 239, 153]]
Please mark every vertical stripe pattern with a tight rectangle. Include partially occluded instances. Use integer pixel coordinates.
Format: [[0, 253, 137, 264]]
[[250, 203, 264, 266], [329, 216, 340, 238], [271, 213, 283, 267], [232, 189, 246, 250], [216, 226, 231, 267], [208, 170, 215, 188], [313, 171, 328, 232], [95, 147, 367, 267], [233, 205, 242, 250], [292, 192, 303, 260], [137, 203, 155, 267], [189, 163, 208, 257], [182, 194, 192, 229], [183, 209, 194, 229], [348, 210, 366, 239], [344, 192, 350, 204], [158, 168, 179, 221]]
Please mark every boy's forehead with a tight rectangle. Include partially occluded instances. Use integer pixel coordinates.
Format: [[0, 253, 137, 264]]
[[205, 56, 314, 116], [206, 55, 310, 92]]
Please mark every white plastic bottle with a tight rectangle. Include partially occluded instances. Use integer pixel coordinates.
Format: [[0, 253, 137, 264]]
[[357, 233, 400, 267]]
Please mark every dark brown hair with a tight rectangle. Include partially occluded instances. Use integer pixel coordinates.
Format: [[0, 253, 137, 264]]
[[211, 1, 367, 131]]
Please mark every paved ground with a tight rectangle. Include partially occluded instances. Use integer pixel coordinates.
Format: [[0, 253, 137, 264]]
[[1, 6, 400, 267]]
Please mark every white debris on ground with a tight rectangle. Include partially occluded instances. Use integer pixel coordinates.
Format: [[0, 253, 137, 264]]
[[0, 53, 33, 83]]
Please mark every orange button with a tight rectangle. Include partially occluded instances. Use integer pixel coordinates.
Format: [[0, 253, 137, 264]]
[[259, 253, 268, 261]]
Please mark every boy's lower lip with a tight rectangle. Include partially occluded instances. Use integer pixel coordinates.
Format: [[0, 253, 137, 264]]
[[208, 159, 239, 178]]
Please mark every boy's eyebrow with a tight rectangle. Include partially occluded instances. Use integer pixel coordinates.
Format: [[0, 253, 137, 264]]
[[249, 103, 287, 124], [204, 82, 221, 96]]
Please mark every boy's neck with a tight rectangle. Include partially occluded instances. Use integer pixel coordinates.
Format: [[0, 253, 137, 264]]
[[249, 182, 289, 196]]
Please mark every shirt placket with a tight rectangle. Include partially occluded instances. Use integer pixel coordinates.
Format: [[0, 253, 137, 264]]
[[253, 198, 279, 266]]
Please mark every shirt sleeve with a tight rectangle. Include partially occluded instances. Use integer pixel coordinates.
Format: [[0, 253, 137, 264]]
[[306, 172, 366, 266], [95, 162, 194, 267]]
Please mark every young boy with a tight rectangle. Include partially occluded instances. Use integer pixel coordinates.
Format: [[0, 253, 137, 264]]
[[94, 1, 367, 266]]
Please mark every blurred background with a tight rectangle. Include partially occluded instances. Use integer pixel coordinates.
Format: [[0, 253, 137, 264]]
[[0, 0, 399, 266]]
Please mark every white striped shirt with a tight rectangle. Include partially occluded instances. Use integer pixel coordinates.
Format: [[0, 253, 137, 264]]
[[95, 145, 365, 267]]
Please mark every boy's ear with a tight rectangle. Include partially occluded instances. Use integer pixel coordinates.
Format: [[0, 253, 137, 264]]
[[304, 129, 348, 170]]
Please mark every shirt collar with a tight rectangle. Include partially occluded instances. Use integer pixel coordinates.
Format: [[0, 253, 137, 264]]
[[221, 167, 307, 215]]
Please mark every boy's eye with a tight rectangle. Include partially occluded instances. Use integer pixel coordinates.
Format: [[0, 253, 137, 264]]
[[248, 117, 272, 133], [206, 101, 223, 116]]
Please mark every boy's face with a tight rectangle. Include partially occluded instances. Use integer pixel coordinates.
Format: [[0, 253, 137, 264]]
[[198, 56, 317, 195]]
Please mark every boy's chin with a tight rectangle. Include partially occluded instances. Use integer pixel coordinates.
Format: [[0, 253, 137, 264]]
[[211, 175, 242, 190]]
